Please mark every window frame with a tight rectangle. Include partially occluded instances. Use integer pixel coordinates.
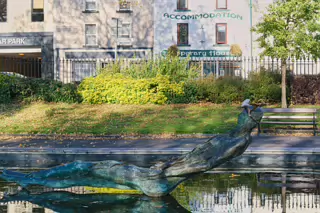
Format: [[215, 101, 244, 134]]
[[84, 0, 97, 11], [177, 0, 188, 10], [84, 24, 98, 46], [118, 22, 132, 38], [216, 0, 227, 10], [31, 0, 44, 22], [216, 23, 227, 44], [0, 0, 7, 22], [177, 23, 189, 46]]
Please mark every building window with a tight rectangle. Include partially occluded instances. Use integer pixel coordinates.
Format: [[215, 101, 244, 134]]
[[177, 23, 189, 46], [72, 61, 96, 82], [119, 22, 131, 38], [216, 23, 227, 44], [85, 24, 97, 46], [177, 0, 188, 10], [0, 0, 7, 22], [85, 0, 97, 11], [216, 0, 227, 9], [119, 0, 131, 11], [32, 0, 44, 22]]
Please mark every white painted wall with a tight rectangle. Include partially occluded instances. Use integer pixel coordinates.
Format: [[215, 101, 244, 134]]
[[53, 0, 154, 52], [0, 0, 54, 33], [154, 0, 274, 57]]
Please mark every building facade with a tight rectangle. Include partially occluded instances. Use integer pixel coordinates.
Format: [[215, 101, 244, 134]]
[[0, 0, 154, 82], [53, 0, 154, 81], [0, 0, 55, 79], [0, 0, 278, 81], [153, 0, 273, 76]]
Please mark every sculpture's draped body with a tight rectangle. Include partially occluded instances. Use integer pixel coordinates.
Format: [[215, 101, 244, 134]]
[[0, 100, 263, 197]]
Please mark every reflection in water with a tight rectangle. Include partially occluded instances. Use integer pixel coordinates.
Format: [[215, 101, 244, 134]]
[[0, 190, 189, 213], [0, 172, 319, 213]]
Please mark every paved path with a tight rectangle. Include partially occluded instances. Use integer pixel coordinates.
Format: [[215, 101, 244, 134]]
[[0, 135, 319, 153], [0, 135, 319, 170]]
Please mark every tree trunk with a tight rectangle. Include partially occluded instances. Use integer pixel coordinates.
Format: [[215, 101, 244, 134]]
[[281, 59, 287, 108]]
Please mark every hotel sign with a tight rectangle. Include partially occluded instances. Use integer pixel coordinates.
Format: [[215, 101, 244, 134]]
[[161, 50, 231, 58], [163, 12, 243, 20]]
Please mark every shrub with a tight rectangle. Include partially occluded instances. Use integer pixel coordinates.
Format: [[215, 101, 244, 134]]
[[230, 44, 242, 57], [245, 70, 282, 104], [0, 74, 16, 104], [98, 56, 200, 83], [21, 79, 82, 103], [167, 44, 179, 57], [180, 76, 246, 104], [214, 76, 246, 104], [1, 77, 82, 103], [78, 74, 185, 104], [291, 75, 320, 105]]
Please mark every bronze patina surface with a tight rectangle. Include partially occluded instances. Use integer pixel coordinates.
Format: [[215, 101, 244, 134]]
[[0, 100, 263, 197]]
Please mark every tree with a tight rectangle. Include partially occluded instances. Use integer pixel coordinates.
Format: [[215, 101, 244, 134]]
[[252, 0, 320, 108], [0, 0, 7, 22]]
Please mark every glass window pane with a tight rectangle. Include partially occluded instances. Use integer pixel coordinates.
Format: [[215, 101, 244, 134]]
[[178, 23, 188, 45], [32, 0, 44, 22], [217, 25, 226, 33], [217, 0, 227, 9], [120, 24, 130, 37], [85, 1, 96, 10], [85, 25, 96, 34], [177, 0, 187, 9], [218, 32, 226, 43], [33, 0, 44, 9], [86, 35, 97, 45], [217, 24, 227, 44], [0, 0, 8, 22]]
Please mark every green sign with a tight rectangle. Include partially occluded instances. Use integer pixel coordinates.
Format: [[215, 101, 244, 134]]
[[161, 50, 231, 58], [163, 12, 243, 20]]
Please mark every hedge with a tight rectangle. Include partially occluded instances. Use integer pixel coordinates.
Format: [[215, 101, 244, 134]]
[[291, 75, 320, 105], [0, 75, 81, 104], [78, 74, 185, 104]]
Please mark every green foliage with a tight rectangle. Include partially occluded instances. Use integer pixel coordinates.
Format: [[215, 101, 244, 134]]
[[167, 44, 179, 57], [180, 77, 246, 104], [0, 75, 16, 103], [230, 44, 242, 57], [98, 56, 200, 83], [13, 79, 81, 103], [245, 70, 282, 103], [177, 71, 282, 104], [0, 76, 81, 104], [78, 74, 185, 104], [251, 0, 320, 107], [252, 0, 320, 59]]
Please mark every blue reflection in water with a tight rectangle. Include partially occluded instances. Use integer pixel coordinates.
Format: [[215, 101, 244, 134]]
[[0, 171, 319, 213]]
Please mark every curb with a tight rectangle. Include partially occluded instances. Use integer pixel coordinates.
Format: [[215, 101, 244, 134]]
[[0, 133, 216, 140], [0, 147, 319, 155]]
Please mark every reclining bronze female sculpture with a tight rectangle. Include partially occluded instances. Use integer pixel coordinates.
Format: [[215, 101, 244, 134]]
[[0, 99, 263, 197]]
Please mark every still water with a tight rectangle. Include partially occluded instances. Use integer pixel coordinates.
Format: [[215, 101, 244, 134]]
[[0, 171, 319, 213]]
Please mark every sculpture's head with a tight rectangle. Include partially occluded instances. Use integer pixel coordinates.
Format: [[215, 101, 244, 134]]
[[233, 99, 264, 135]]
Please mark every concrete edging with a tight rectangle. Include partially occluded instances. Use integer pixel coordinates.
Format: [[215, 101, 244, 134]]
[[0, 147, 318, 155]]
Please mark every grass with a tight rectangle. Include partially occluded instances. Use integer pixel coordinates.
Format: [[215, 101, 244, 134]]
[[1, 102, 319, 136], [0, 102, 241, 135]]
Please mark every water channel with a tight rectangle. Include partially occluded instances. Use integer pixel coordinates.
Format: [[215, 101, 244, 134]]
[[0, 171, 319, 213]]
